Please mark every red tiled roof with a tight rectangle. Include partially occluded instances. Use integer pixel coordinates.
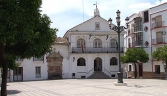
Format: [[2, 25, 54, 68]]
[[55, 37, 68, 43]]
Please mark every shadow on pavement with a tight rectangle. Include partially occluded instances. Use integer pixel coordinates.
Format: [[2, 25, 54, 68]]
[[7, 90, 21, 95]]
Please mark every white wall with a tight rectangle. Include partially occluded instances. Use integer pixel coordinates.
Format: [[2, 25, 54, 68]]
[[51, 44, 70, 78], [61, 53, 126, 78], [124, 4, 167, 73], [63, 14, 126, 78], [9, 55, 48, 82], [153, 61, 165, 72]]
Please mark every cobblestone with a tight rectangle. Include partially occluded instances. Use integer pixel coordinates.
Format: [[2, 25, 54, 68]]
[[7, 79, 167, 96]]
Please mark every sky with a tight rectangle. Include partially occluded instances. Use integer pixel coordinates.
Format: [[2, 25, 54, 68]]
[[41, 0, 167, 37]]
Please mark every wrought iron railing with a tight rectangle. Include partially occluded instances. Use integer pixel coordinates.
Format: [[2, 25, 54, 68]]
[[152, 37, 166, 45], [152, 21, 165, 29], [33, 56, 44, 61], [129, 41, 143, 47], [72, 47, 123, 53], [104, 68, 112, 76], [15, 58, 23, 61], [87, 68, 93, 75]]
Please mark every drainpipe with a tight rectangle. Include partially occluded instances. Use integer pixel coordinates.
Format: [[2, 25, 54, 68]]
[[150, 14, 153, 72]]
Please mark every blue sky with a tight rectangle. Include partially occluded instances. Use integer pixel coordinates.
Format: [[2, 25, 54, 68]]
[[41, 0, 167, 37]]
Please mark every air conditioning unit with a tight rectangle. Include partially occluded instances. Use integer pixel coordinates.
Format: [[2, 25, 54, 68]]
[[161, 31, 166, 35], [151, 17, 155, 21]]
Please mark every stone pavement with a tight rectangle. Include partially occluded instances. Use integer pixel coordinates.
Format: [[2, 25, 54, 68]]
[[6, 79, 167, 96]]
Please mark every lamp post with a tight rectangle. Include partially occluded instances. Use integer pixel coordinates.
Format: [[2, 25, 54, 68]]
[[108, 10, 129, 83]]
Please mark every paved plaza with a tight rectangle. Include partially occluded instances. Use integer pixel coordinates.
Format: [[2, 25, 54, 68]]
[[6, 79, 167, 96]]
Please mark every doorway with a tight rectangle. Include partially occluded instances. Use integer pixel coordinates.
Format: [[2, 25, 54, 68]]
[[139, 64, 143, 77], [155, 65, 160, 74], [13, 67, 23, 81], [94, 57, 102, 71]]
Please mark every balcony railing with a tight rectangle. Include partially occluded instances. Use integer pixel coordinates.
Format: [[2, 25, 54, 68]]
[[15, 58, 23, 61], [128, 41, 143, 48], [134, 41, 143, 46], [152, 37, 166, 45], [33, 57, 44, 61], [71, 47, 124, 53], [152, 21, 165, 29]]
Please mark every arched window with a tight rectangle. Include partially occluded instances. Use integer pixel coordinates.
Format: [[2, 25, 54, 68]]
[[77, 58, 86, 66], [110, 57, 117, 65], [77, 39, 85, 48], [93, 39, 102, 48], [110, 39, 116, 48]]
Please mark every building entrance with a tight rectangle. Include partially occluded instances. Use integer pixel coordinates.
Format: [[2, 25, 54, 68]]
[[94, 57, 102, 71]]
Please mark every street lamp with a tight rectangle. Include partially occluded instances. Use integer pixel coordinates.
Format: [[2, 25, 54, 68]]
[[108, 10, 129, 83]]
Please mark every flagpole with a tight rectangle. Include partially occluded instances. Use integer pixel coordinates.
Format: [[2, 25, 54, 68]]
[[82, 0, 84, 21]]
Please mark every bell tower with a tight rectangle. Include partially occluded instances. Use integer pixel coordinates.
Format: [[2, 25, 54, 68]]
[[94, 2, 100, 17]]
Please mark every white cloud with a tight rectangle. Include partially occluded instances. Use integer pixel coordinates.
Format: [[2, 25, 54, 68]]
[[128, 3, 153, 13], [41, 0, 167, 37]]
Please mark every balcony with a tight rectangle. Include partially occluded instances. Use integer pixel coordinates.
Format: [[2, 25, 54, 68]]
[[71, 47, 124, 53], [128, 41, 143, 48], [152, 37, 167, 45], [134, 26, 143, 32], [15, 58, 23, 64], [152, 21, 165, 29]]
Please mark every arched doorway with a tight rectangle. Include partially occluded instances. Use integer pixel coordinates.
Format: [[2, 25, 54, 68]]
[[94, 57, 102, 71]]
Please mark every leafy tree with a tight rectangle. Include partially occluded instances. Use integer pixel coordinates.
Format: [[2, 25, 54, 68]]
[[152, 45, 167, 72], [0, 0, 57, 96], [121, 48, 149, 78]]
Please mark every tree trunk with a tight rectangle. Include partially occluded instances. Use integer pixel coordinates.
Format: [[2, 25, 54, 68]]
[[165, 63, 167, 79], [0, 44, 8, 96], [133, 63, 137, 79]]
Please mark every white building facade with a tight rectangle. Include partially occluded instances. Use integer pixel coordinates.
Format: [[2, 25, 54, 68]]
[[6, 57, 48, 82], [125, 2, 167, 78], [4, 6, 127, 81], [56, 6, 126, 79]]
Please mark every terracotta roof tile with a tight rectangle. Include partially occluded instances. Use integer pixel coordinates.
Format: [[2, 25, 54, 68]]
[[55, 37, 68, 43]]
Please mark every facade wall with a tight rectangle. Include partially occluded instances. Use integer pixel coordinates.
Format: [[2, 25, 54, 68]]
[[63, 15, 126, 78], [124, 3, 167, 78], [9, 56, 48, 82], [150, 4, 167, 74], [70, 33, 124, 49], [61, 53, 126, 79]]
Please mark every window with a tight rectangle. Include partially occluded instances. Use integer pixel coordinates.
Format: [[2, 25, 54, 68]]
[[33, 56, 44, 61], [156, 32, 163, 43], [110, 57, 117, 65], [128, 29, 130, 35], [155, 16, 162, 27], [110, 39, 116, 48], [77, 58, 86, 66], [128, 38, 131, 48], [77, 39, 85, 48], [134, 17, 142, 32], [135, 32, 143, 46], [144, 11, 149, 22], [95, 22, 100, 30], [35, 67, 41, 78], [128, 65, 132, 71], [93, 39, 102, 48]]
